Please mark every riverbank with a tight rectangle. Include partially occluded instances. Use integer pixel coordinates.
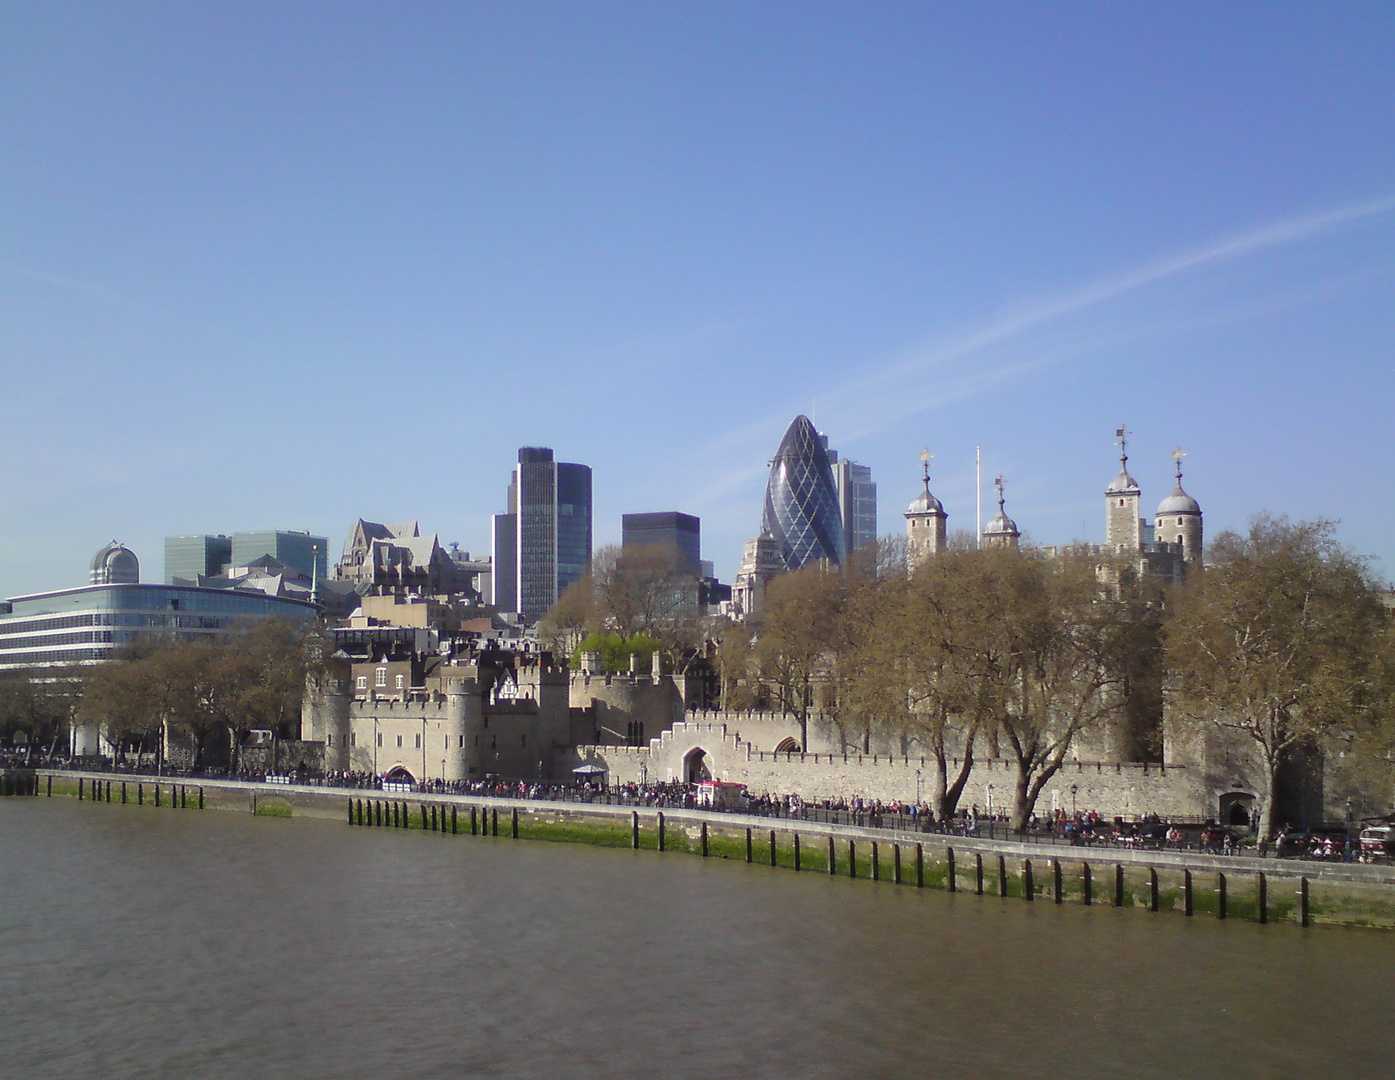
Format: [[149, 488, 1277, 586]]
[[25, 768, 1395, 930]]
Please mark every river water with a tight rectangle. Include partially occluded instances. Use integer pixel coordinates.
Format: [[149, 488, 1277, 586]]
[[2, 799, 1393, 1079]]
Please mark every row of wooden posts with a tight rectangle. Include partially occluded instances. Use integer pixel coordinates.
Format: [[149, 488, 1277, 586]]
[[0, 771, 40, 796], [345, 800, 1314, 928], [66, 775, 203, 810]]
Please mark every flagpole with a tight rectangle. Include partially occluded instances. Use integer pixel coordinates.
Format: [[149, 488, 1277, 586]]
[[975, 445, 982, 549]]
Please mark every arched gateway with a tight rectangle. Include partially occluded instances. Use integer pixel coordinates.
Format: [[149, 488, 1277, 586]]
[[683, 748, 712, 784]]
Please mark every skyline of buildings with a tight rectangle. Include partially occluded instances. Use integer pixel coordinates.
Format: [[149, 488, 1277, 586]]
[[492, 447, 594, 622]]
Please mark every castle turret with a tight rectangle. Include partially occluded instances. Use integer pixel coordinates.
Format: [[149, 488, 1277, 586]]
[[981, 476, 1020, 550], [905, 449, 948, 570], [1155, 447, 1203, 568], [1106, 425, 1142, 552]]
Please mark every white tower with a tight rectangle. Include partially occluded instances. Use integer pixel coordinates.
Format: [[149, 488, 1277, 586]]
[[1155, 447, 1204, 568], [1105, 424, 1142, 552], [981, 476, 1020, 550], [905, 449, 948, 570]]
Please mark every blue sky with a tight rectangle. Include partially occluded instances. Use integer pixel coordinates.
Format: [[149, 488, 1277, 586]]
[[2, 3, 1393, 594]]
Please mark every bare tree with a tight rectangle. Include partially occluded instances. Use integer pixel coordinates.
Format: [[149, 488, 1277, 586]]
[[1165, 516, 1391, 840]]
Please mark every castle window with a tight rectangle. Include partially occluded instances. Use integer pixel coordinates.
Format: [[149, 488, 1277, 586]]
[[375, 668, 387, 687], [414, 734, 422, 749], [356, 676, 367, 690], [376, 732, 383, 747], [459, 735, 464, 747], [326, 734, 332, 747], [396, 735, 403, 748], [395, 674, 405, 690], [351, 732, 357, 747]]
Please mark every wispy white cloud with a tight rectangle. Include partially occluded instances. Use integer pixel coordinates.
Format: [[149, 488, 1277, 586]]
[[687, 190, 1395, 518]]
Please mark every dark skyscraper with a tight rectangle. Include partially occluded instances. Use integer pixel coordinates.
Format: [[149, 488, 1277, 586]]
[[622, 512, 701, 576], [761, 415, 845, 570], [491, 447, 592, 621]]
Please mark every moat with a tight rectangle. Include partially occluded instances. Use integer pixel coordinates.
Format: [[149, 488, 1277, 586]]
[[3, 798, 1394, 1080]]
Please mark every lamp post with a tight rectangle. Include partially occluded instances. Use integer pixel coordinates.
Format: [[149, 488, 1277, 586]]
[[986, 783, 995, 840], [915, 769, 923, 806], [1071, 783, 1078, 819]]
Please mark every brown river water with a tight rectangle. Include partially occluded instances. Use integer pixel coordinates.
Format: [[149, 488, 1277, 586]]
[[2, 797, 1394, 1080]]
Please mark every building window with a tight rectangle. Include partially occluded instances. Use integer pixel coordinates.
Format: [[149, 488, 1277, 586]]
[[351, 732, 357, 747], [356, 676, 367, 690], [376, 732, 383, 747], [396, 674, 405, 690], [376, 668, 388, 687], [414, 734, 422, 749], [396, 735, 403, 748], [326, 734, 332, 747], [459, 735, 464, 748]]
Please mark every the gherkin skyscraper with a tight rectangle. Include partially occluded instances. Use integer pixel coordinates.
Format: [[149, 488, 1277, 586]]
[[761, 415, 845, 569]]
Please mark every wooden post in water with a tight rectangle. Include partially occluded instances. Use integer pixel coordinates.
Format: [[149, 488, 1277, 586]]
[[491, 808, 499, 836], [849, 840, 857, 879], [47, 774, 52, 797], [746, 827, 753, 863], [1300, 877, 1310, 928], [1023, 859, 1034, 902], [1082, 863, 1092, 906], [657, 812, 665, 852], [470, 806, 478, 835], [1149, 868, 1160, 912], [701, 821, 708, 857], [769, 829, 777, 868], [827, 835, 835, 876], [78, 778, 84, 801], [511, 808, 518, 839], [1052, 860, 1063, 904], [918, 844, 927, 889], [871, 842, 879, 881], [793, 833, 801, 871], [1184, 869, 1194, 917], [947, 848, 957, 893], [1114, 865, 1125, 908], [198, 787, 204, 810], [1217, 872, 1227, 920], [1258, 871, 1268, 925], [975, 853, 983, 896], [155, 784, 161, 808], [891, 843, 900, 885], [121, 781, 127, 805], [348, 799, 355, 824], [138, 782, 144, 806], [633, 812, 640, 850], [451, 806, 458, 835], [997, 855, 1008, 898]]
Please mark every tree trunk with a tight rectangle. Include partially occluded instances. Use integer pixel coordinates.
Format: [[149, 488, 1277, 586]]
[[1256, 752, 1283, 844], [1011, 767, 1033, 832]]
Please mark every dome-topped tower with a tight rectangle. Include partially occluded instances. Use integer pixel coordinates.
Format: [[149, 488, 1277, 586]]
[[905, 449, 948, 569], [981, 476, 1020, 550], [90, 541, 139, 585], [1105, 424, 1143, 552], [1155, 447, 1203, 567]]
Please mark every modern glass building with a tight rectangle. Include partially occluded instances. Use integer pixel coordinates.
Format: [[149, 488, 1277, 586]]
[[0, 584, 318, 672], [761, 416, 845, 570], [229, 531, 328, 581], [491, 447, 592, 621], [164, 534, 233, 584], [622, 512, 701, 576]]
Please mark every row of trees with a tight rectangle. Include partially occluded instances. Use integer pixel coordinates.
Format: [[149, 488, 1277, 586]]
[[543, 518, 1393, 837], [0, 620, 322, 772]]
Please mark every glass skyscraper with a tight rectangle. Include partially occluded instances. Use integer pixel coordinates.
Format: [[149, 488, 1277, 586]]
[[491, 447, 592, 621], [761, 416, 845, 569]]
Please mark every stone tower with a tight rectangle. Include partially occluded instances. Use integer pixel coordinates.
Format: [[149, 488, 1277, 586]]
[[905, 450, 947, 570], [1105, 425, 1142, 552], [981, 476, 1020, 550], [1154, 448, 1204, 568]]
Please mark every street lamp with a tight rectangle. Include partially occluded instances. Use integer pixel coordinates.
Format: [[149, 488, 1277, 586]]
[[1071, 783, 1078, 819], [986, 783, 995, 840], [915, 769, 923, 805]]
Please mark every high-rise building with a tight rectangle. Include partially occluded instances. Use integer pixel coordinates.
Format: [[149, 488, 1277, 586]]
[[165, 534, 233, 584], [762, 416, 844, 570], [622, 512, 701, 576], [832, 458, 878, 556], [230, 531, 328, 582], [491, 447, 592, 620]]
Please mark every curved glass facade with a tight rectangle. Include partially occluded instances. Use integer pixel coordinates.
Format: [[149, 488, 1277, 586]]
[[761, 416, 845, 570]]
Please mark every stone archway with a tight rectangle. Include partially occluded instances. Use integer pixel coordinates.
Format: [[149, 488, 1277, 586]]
[[775, 737, 802, 754], [1219, 791, 1254, 827], [683, 747, 712, 784], [382, 765, 416, 792]]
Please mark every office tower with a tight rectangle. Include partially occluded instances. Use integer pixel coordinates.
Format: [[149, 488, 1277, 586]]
[[165, 534, 233, 584], [832, 458, 878, 556], [491, 447, 592, 620], [762, 416, 844, 570], [230, 530, 328, 581], [621, 512, 701, 576]]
